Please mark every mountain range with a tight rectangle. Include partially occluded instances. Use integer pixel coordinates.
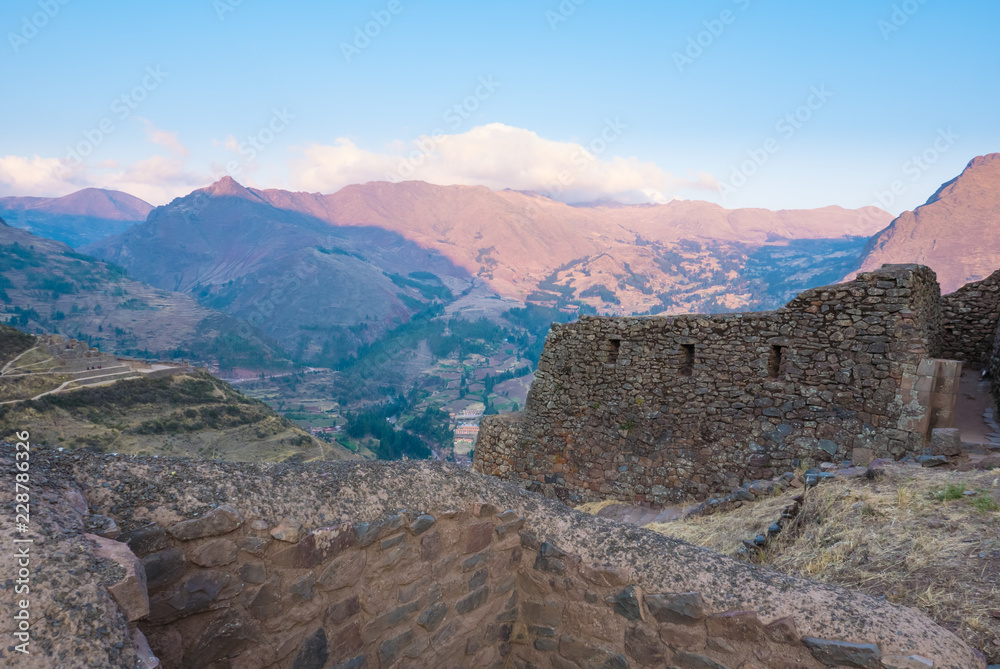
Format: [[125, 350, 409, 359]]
[[0, 187, 152, 247], [850, 153, 1000, 292], [4, 152, 999, 370]]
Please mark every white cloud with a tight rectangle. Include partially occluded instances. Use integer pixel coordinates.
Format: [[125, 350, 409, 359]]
[[0, 123, 205, 205], [290, 123, 720, 204], [140, 119, 190, 157]]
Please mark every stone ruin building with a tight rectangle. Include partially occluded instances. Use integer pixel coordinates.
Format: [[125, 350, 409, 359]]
[[474, 264, 1000, 505]]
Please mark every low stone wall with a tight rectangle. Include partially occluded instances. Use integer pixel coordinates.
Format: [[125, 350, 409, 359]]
[[940, 269, 1000, 369], [477, 265, 948, 505], [0, 445, 983, 668]]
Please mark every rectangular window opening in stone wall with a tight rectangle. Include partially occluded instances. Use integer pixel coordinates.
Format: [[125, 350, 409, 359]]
[[607, 338, 622, 365], [769, 345, 787, 379], [681, 344, 695, 376]]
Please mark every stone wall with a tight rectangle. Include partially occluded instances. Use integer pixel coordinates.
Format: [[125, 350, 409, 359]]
[[940, 268, 1000, 369], [476, 265, 952, 505], [0, 445, 984, 668]]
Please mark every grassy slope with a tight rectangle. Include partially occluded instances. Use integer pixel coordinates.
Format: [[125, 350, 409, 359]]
[[0, 323, 353, 462], [0, 371, 354, 462], [630, 465, 1000, 663]]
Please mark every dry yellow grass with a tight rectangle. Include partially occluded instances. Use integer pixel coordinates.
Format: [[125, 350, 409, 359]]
[[645, 491, 794, 555], [575, 499, 621, 515], [641, 465, 1000, 662]]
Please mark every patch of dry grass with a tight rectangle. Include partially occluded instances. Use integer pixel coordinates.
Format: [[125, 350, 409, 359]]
[[645, 492, 794, 556], [575, 499, 621, 515], [641, 465, 999, 662], [0, 374, 69, 402]]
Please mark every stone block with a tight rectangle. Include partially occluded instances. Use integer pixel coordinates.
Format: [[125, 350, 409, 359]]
[[673, 651, 732, 669], [142, 547, 187, 593], [167, 505, 242, 541], [851, 448, 874, 467], [705, 610, 764, 643], [119, 523, 169, 557], [379, 630, 414, 667], [659, 621, 706, 650], [930, 428, 961, 456], [189, 538, 238, 567], [270, 518, 304, 543], [273, 523, 356, 569], [292, 628, 329, 669], [456, 586, 489, 614], [645, 592, 707, 624], [610, 585, 644, 621], [625, 624, 667, 665], [86, 534, 149, 622], [317, 550, 366, 592], [465, 522, 494, 554], [802, 636, 880, 669]]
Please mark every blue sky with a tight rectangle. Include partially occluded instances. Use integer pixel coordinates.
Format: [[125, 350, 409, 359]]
[[1, 0, 997, 213]]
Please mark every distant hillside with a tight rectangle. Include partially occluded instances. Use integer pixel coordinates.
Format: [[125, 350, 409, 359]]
[[84, 178, 475, 362], [82, 178, 891, 347], [0, 322, 354, 462], [851, 153, 1000, 293], [0, 218, 286, 369], [0, 187, 152, 247], [255, 179, 892, 314]]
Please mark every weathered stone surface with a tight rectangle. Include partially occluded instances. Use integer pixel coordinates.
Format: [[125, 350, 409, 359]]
[[119, 522, 169, 557], [237, 534, 269, 557], [152, 570, 241, 623], [466, 522, 494, 553], [646, 592, 706, 624], [86, 534, 149, 622], [705, 610, 764, 642], [659, 621, 706, 650], [610, 586, 644, 621], [456, 586, 489, 614], [188, 538, 238, 567], [802, 636, 881, 668], [182, 609, 258, 669], [142, 547, 187, 593], [239, 561, 267, 584], [291, 572, 316, 601], [674, 651, 732, 669], [881, 655, 935, 669], [330, 656, 367, 669], [270, 517, 304, 543], [325, 594, 361, 626], [930, 428, 962, 457], [273, 523, 355, 569], [764, 616, 799, 645], [317, 550, 367, 592], [625, 624, 667, 665], [330, 621, 363, 660], [292, 628, 329, 669], [534, 541, 570, 575], [408, 514, 436, 534], [131, 627, 160, 669], [167, 505, 242, 541], [379, 629, 414, 667], [417, 601, 447, 632]]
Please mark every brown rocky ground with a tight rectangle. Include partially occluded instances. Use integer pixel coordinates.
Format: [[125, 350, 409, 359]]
[[0, 445, 985, 668]]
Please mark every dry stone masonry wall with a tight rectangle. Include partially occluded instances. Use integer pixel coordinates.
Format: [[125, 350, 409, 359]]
[[476, 265, 965, 505], [0, 446, 984, 668], [940, 268, 1000, 369]]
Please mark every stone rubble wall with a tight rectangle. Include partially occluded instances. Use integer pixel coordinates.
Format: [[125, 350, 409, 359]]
[[940, 268, 1000, 370], [0, 447, 983, 669], [476, 265, 947, 505]]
